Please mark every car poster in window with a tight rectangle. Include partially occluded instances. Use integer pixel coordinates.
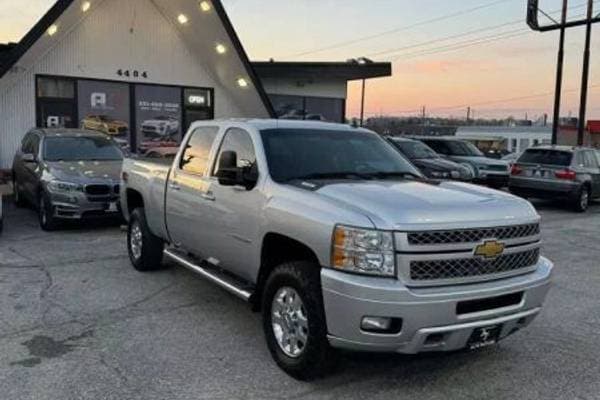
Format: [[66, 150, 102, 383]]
[[135, 85, 182, 156], [78, 80, 131, 151]]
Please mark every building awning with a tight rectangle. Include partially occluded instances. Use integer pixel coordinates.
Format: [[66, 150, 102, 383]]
[[251, 61, 392, 81]]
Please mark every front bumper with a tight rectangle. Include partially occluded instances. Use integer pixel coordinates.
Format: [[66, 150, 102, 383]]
[[48, 191, 121, 220], [475, 171, 510, 187], [322, 256, 552, 353]]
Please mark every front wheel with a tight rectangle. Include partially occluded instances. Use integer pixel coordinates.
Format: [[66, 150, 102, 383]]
[[127, 208, 164, 271], [38, 192, 59, 231], [262, 261, 337, 380]]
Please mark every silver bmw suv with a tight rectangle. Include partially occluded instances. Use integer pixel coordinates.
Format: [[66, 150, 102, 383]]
[[12, 129, 124, 230]]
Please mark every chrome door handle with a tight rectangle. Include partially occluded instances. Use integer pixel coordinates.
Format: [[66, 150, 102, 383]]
[[169, 183, 180, 191], [201, 192, 215, 201]]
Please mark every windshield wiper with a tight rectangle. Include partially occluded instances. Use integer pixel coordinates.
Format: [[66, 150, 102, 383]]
[[283, 172, 375, 182], [362, 171, 427, 181]]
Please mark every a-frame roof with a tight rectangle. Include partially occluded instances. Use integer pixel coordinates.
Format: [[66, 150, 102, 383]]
[[0, 0, 275, 117]]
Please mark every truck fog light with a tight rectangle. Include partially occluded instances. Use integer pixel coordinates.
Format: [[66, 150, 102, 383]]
[[361, 316, 402, 333]]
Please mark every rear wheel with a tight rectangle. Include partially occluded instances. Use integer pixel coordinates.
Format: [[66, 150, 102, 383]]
[[262, 261, 336, 380], [13, 177, 26, 207], [572, 186, 590, 213], [127, 208, 164, 271]]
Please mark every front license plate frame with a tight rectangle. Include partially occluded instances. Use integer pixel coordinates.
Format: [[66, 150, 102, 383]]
[[467, 324, 502, 350]]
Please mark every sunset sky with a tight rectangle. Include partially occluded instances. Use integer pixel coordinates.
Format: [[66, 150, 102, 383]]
[[1, 0, 598, 120]]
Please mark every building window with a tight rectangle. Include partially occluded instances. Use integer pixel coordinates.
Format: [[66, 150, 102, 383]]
[[269, 94, 344, 123], [37, 77, 75, 99]]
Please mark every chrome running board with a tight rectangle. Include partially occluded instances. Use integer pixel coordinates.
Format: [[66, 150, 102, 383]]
[[163, 248, 253, 301]]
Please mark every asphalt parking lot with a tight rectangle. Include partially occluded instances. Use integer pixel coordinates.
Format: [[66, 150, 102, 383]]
[[1, 199, 599, 400]]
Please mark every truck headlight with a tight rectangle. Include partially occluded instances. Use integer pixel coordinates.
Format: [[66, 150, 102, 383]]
[[331, 225, 395, 277], [47, 180, 84, 193]]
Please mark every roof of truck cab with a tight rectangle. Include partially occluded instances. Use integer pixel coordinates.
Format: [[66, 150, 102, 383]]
[[211, 119, 368, 132]]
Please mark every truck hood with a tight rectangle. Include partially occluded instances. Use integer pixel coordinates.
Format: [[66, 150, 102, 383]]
[[45, 160, 123, 183], [315, 180, 537, 230]]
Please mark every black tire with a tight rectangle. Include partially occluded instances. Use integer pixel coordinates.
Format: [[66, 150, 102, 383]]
[[13, 176, 26, 207], [262, 261, 337, 381], [571, 186, 590, 213], [38, 191, 59, 231], [127, 208, 164, 271]]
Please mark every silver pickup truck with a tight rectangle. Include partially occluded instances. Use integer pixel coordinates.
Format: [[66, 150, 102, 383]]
[[121, 119, 553, 380]]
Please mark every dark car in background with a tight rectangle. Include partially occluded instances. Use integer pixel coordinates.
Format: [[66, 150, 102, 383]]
[[12, 129, 124, 230], [509, 146, 600, 212], [416, 137, 510, 188], [386, 136, 472, 181]]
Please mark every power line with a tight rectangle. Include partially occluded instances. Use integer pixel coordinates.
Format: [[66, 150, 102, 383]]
[[364, 84, 600, 116], [284, 0, 515, 58], [367, 1, 594, 58]]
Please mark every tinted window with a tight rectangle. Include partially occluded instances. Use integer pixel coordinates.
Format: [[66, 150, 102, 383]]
[[260, 128, 420, 182], [43, 136, 123, 162], [180, 126, 219, 175], [422, 140, 448, 154], [583, 151, 598, 168], [445, 141, 484, 156], [390, 140, 438, 159], [21, 133, 35, 153], [213, 128, 257, 173], [518, 149, 573, 166]]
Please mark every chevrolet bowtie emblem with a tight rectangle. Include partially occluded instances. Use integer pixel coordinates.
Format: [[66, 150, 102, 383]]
[[474, 240, 505, 259]]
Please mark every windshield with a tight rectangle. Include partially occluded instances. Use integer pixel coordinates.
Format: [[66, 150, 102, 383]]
[[518, 149, 572, 166], [390, 140, 438, 159], [43, 136, 123, 162], [446, 141, 484, 156], [260, 128, 421, 182]]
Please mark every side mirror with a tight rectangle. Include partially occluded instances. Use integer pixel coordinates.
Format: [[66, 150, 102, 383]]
[[216, 151, 258, 190], [22, 153, 37, 163]]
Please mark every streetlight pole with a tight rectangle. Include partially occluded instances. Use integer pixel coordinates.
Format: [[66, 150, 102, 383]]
[[577, 0, 594, 146], [360, 78, 366, 127], [551, 0, 568, 145]]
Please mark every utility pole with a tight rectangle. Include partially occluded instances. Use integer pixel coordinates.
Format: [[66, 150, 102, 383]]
[[359, 78, 366, 127], [467, 106, 471, 124], [577, 0, 594, 145], [551, 0, 568, 145]]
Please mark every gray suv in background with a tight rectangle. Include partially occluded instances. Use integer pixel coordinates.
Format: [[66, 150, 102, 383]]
[[509, 146, 600, 212], [12, 129, 124, 230], [417, 137, 510, 188]]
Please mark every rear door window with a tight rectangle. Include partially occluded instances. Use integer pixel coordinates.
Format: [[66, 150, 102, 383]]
[[518, 149, 573, 166], [179, 126, 220, 175], [583, 151, 599, 168]]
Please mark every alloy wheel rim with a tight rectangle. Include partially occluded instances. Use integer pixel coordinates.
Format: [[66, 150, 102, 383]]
[[581, 191, 589, 210], [130, 221, 143, 260], [271, 287, 309, 358]]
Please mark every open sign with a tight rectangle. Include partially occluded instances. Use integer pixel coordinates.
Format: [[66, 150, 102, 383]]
[[188, 95, 206, 105]]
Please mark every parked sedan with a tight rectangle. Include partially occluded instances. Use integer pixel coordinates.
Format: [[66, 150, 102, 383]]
[[509, 145, 600, 212], [12, 129, 124, 230], [386, 136, 472, 181], [416, 137, 510, 188]]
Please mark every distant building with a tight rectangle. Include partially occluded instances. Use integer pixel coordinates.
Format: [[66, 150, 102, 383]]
[[558, 120, 600, 148], [456, 125, 552, 154]]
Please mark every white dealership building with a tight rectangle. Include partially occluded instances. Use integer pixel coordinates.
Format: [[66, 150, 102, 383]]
[[0, 0, 274, 169]]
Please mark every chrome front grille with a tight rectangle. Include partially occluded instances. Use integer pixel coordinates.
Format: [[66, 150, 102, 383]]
[[409, 248, 540, 282], [407, 223, 540, 246]]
